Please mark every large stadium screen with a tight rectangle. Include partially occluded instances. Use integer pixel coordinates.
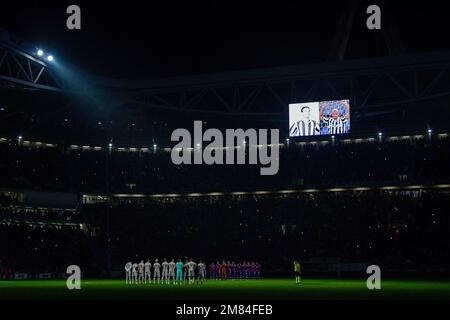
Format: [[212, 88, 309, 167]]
[[289, 99, 350, 137]]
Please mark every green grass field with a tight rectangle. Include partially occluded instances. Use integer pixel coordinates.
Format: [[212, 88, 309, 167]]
[[1, 279, 449, 300]]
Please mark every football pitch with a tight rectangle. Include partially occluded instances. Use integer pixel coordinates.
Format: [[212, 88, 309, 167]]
[[1, 279, 450, 300]]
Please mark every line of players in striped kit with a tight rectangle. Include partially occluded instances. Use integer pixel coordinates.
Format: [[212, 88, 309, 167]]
[[125, 259, 261, 284]]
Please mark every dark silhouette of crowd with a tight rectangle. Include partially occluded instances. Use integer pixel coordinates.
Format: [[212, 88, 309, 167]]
[[1, 134, 450, 278], [0, 135, 449, 194], [2, 190, 449, 277]]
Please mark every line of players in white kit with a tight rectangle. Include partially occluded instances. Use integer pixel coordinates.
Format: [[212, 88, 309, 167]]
[[125, 258, 206, 285]]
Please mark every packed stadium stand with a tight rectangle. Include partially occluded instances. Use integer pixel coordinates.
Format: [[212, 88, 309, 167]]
[[1, 134, 449, 193], [1, 133, 449, 278]]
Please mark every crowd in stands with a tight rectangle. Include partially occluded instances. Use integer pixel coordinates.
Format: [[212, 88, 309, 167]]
[[2, 190, 449, 277], [0, 206, 80, 223], [82, 190, 449, 276], [0, 223, 94, 277], [1, 134, 449, 278], [0, 136, 449, 194]]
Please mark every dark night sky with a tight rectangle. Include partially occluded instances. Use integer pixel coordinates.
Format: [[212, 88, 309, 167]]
[[1, 1, 450, 79]]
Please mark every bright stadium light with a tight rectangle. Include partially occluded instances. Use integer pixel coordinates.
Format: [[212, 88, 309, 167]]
[[428, 128, 432, 134], [47, 55, 54, 62], [37, 49, 44, 56], [378, 132, 383, 137]]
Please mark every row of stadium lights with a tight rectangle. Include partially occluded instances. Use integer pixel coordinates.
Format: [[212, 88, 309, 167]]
[[17, 129, 435, 149], [108, 142, 157, 149], [11, 128, 435, 146], [375, 129, 433, 137], [36, 49, 54, 62], [284, 128, 433, 144]]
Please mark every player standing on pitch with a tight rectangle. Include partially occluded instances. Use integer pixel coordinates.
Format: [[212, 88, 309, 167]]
[[144, 259, 151, 284], [132, 261, 138, 284], [176, 259, 184, 284], [209, 261, 216, 280], [220, 260, 228, 280], [188, 259, 196, 284], [293, 261, 302, 284], [183, 259, 189, 283], [125, 261, 132, 284], [231, 261, 237, 279], [153, 259, 161, 284], [197, 260, 206, 284], [161, 258, 169, 284], [168, 259, 176, 284], [216, 261, 221, 280], [138, 260, 145, 284]]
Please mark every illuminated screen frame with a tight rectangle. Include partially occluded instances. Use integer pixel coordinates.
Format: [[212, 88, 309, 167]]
[[289, 99, 350, 138]]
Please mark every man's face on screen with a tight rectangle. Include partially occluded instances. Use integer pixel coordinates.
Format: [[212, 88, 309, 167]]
[[332, 109, 340, 120], [302, 107, 310, 120]]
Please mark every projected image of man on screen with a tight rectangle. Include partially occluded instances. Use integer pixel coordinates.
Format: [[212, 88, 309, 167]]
[[289, 103, 320, 137], [319, 100, 350, 135]]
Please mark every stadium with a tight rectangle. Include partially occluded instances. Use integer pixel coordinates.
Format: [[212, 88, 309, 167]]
[[1, 2, 450, 302]]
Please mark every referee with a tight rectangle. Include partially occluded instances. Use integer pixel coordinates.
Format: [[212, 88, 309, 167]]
[[293, 261, 302, 284]]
